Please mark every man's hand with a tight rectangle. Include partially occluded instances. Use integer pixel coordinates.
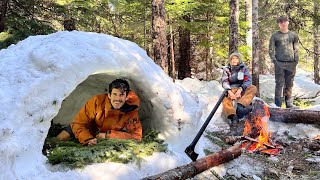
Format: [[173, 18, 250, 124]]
[[96, 133, 107, 139], [235, 88, 242, 99], [228, 90, 236, 100], [87, 138, 97, 145]]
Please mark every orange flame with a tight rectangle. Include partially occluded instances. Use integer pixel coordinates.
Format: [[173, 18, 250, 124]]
[[240, 102, 283, 155], [243, 120, 251, 136], [243, 104, 272, 149]]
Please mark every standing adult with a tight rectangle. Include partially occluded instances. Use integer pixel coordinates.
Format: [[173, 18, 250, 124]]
[[269, 15, 299, 108]]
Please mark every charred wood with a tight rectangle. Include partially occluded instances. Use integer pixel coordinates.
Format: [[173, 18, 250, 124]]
[[308, 139, 320, 151], [225, 136, 275, 149]]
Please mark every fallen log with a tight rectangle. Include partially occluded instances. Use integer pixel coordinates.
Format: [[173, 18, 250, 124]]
[[142, 143, 241, 180], [269, 108, 320, 125]]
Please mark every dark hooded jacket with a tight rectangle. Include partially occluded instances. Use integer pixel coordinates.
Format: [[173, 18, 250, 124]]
[[221, 52, 252, 90]]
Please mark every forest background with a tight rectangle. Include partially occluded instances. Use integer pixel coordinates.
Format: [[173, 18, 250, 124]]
[[0, 0, 319, 95]]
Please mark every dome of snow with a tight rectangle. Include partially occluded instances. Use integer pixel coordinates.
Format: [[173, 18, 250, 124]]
[[0, 31, 202, 179]]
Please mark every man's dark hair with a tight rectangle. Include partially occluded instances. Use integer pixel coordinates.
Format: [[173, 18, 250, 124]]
[[108, 79, 130, 96], [276, 15, 288, 23]]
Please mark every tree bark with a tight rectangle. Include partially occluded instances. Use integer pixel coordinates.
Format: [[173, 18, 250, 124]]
[[252, 0, 260, 97], [269, 108, 320, 125], [245, 0, 252, 59], [314, 0, 320, 84], [229, 0, 239, 55], [152, 0, 169, 74], [144, 0, 147, 50], [177, 15, 191, 80], [169, 14, 175, 82], [142, 143, 242, 180], [206, 12, 213, 81], [0, 0, 9, 32], [63, 18, 76, 31]]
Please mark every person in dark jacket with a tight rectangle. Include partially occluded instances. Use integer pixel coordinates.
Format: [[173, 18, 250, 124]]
[[269, 15, 299, 108], [221, 52, 257, 126], [57, 79, 142, 145]]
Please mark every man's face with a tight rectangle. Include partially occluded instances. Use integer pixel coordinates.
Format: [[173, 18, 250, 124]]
[[108, 88, 128, 109], [278, 21, 289, 31], [230, 55, 240, 66]]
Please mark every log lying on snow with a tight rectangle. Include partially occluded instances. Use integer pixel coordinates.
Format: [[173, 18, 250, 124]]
[[142, 143, 241, 180], [269, 108, 320, 125]]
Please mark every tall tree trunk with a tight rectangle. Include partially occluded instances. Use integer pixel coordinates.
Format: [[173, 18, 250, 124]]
[[169, 14, 176, 82], [206, 12, 213, 81], [259, 38, 268, 74], [245, 0, 252, 59], [314, 0, 320, 84], [63, 18, 76, 31], [252, 0, 260, 96], [0, 0, 9, 33], [229, 0, 239, 55], [178, 16, 191, 80], [144, 0, 147, 50], [152, 0, 169, 74], [208, 36, 214, 79]]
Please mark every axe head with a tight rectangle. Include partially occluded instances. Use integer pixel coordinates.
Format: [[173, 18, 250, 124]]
[[184, 145, 198, 161]]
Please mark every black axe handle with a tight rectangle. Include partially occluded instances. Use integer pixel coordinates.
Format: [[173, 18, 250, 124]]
[[184, 89, 227, 161]]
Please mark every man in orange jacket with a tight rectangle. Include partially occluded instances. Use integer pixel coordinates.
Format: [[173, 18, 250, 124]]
[[57, 79, 142, 145]]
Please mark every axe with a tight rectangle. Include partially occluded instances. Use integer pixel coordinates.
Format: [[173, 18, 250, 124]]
[[185, 89, 227, 161]]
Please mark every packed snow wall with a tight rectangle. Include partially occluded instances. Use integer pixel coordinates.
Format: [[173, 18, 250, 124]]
[[0, 31, 201, 179]]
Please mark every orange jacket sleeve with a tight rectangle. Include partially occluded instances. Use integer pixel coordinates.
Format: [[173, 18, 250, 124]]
[[71, 96, 98, 144], [107, 112, 142, 141]]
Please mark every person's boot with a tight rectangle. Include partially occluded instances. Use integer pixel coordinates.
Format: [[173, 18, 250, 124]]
[[236, 103, 253, 119], [285, 96, 298, 109], [274, 97, 283, 108], [229, 114, 239, 127], [228, 115, 243, 136], [56, 130, 71, 141]]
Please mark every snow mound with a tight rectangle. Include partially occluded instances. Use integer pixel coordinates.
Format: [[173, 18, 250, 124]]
[[0, 31, 201, 179]]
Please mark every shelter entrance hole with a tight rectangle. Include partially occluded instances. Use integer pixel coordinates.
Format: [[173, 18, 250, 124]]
[[52, 73, 159, 131], [42, 73, 169, 168]]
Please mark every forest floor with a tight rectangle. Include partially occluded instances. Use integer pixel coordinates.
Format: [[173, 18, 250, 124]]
[[203, 130, 320, 180]]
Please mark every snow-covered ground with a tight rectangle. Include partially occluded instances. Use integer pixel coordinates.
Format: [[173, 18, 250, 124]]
[[0, 31, 319, 180]]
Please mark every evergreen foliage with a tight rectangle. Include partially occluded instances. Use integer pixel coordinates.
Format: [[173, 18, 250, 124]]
[[45, 130, 167, 169], [0, 0, 318, 77]]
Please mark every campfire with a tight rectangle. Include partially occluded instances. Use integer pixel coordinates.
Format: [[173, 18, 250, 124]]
[[226, 99, 283, 155]]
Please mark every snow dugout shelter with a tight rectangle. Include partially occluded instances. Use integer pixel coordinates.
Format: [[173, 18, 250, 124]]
[[0, 31, 201, 179]]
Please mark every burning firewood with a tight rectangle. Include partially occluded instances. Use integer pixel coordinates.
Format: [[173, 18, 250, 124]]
[[142, 143, 242, 180], [225, 136, 276, 149], [224, 99, 284, 155]]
